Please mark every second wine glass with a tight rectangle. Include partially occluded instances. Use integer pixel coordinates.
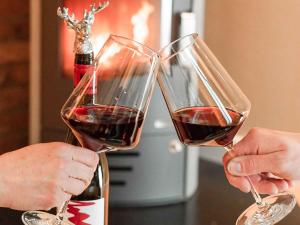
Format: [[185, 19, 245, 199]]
[[158, 33, 296, 225]]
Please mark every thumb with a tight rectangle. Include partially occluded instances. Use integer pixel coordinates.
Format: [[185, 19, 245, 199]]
[[227, 155, 274, 176]]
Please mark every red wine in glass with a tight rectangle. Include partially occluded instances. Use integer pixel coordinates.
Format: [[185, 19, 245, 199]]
[[171, 106, 244, 147], [62, 105, 144, 151], [159, 34, 296, 225]]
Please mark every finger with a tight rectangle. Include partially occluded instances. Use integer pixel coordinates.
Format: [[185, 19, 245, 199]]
[[261, 172, 281, 179], [260, 173, 290, 192], [65, 161, 95, 184], [223, 151, 234, 166], [268, 179, 289, 193], [223, 151, 237, 176], [224, 166, 251, 193], [70, 146, 99, 169], [224, 155, 278, 194], [41, 187, 72, 210], [226, 171, 291, 195], [61, 177, 87, 196], [57, 190, 72, 206], [247, 175, 277, 194], [253, 180, 278, 195], [226, 153, 281, 176], [287, 180, 295, 189], [247, 175, 291, 194], [231, 128, 285, 157]]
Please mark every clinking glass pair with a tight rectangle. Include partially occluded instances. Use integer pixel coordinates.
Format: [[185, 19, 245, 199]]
[[24, 33, 296, 225]]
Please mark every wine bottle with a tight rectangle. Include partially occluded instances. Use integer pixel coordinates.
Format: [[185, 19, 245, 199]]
[[63, 53, 109, 225], [65, 152, 109, 225], [58, 4, 110, 224]]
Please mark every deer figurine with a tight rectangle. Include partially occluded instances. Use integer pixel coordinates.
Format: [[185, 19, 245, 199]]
[[57, 1, 109, 54]]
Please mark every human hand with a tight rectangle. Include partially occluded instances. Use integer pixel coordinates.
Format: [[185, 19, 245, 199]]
[[0, 142, 99, 211], [223, 127, 300, 194]]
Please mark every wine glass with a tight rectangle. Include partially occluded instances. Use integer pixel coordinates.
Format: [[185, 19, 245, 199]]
[[22, 35, 159, 225], [158, 33, 296, 225]]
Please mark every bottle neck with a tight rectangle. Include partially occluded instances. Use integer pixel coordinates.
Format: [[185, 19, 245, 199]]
[[74, 53, 94, 87], [75, 53, 94, 65]]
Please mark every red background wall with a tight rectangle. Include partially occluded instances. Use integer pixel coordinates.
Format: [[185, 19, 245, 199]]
[[0, 0, 29, 152]]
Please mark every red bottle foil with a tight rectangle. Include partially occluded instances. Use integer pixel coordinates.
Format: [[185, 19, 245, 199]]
[[74, 64, 93, 87], [74, 64, 96, 94]]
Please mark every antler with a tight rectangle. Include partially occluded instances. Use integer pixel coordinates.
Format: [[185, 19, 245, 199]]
[[57, 7, 78, 29], [83, 1, 109, 19], [91, 1, 109, 14]]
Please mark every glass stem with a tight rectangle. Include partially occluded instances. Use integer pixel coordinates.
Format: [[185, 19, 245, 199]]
[[246, 177, 263, 206], [56, 200, 69, 221], [54, 131, 75, 223], [225, 145, 263, 206]]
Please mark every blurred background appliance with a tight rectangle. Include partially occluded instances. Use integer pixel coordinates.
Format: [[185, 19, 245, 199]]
[[30, 0, 206, 206]]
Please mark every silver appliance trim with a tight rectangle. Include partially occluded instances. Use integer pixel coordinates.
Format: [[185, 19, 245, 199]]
[[193, 0, 206, 38], [160, 0, 173, 48]]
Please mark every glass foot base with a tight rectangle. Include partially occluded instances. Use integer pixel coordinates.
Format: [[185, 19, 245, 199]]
[[22, 211, 71, 225], [236, 193, 296, 225]]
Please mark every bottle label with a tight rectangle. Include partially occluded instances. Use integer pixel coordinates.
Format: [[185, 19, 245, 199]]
[[65, 199, 104, 225]]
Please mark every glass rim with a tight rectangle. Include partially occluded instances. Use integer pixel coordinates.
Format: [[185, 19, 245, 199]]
[[159, 33, 199, 60], [109, 34, 158, 58]]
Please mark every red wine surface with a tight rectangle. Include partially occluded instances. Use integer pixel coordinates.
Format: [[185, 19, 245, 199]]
[[171, 106, 244, 146], [62, 105, 144, 152]]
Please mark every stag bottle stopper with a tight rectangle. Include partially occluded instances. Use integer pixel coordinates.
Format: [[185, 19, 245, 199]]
[[57, 1, 109, 54]]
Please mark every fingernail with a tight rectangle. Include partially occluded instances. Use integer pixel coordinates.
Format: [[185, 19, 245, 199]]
[[228, 159, 242, 175]]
